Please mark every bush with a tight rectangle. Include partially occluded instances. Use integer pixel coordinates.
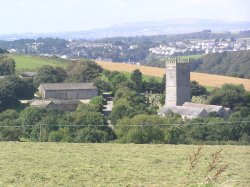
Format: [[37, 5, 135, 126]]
[[89, 96, 105, 112], [48, 128, 73, 142], [75, 128, 110, 143], [0, 127, 21, 141]]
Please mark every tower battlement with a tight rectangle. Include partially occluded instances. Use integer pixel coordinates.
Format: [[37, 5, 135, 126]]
[[166, 57, 190, 64]]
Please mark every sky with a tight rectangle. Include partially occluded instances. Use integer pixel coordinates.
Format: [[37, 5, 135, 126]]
[[0, 0, 249, 35]]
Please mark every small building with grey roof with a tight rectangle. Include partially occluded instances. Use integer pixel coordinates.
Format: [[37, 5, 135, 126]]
[[159, 106, 208, 119], [38, 83, 99, 100], [30, 99, 89, 111]]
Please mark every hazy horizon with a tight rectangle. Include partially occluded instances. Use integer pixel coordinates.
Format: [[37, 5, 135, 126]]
[[1, 0, 250, 35]]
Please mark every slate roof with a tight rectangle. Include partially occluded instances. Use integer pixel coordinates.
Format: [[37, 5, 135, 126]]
[[30, 100, 51, 107], [183, 102, 223, 113], [30, 99, 80, 106], [159, 106, 207, 118], [49, 99, 80, 105], [39, 83, 97, 91]]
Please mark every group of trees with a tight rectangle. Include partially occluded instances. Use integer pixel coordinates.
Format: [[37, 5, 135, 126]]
[[1, 105, 249, 144], [0, 56, 36, 111], [34, 59, 103, 86], [208, 84, 250, 110], [191, 50, 250, 78], [114, 114, 250, 144]]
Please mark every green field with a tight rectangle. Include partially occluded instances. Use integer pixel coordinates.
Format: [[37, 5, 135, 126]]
[[11, 54, 163, 82], [0, 142, 249, 186], [10, 54, 68, 72]]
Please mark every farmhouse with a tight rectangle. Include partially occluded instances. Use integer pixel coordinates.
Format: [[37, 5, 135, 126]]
[[159, 58, 231, 119], [38, 83, 99, 100]]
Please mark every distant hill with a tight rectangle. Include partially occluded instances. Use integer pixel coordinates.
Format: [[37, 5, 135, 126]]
[[1, 19, 250, 40], [191, 50, 250, 79]]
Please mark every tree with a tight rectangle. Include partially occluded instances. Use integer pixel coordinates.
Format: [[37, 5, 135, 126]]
[[131, 69, 143, 92], [143, 78, 163, 94], [34, 65, 67, 87], [93, 78, 112, 93], [111, 98, 135, 124], [2, 75, 36, 99], [0, 56, 15, 75], [19, 107, 46, 126], [0, 79, 21, 112], [89, 96, 105, 112], [190, 81, 208, 97], [109, 73, 128, 91], [66, 59, 103, 82], [208, 84, 249, 110], [0, 109, 21, 141]]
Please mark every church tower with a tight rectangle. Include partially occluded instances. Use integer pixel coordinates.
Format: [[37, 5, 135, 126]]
[[165, 57, 191, 107]]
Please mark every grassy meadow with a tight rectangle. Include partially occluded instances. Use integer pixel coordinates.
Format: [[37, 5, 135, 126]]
[[11, 54, 68, 72], [0, 142, 249, 186]]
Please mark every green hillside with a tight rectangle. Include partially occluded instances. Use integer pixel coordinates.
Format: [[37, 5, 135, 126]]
[[0, 142, 249, 186], [192, 50, 250, 79], [9, 54, 161, 82], [10, 54, 68, 72]]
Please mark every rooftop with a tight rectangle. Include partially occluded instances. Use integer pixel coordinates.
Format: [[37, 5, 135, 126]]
[[39, 83, 97, 91], [159, 106, 207, 117], [183, 102, 223, 112]]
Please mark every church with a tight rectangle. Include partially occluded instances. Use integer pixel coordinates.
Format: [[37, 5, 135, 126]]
[[158, 58, 231, 119]]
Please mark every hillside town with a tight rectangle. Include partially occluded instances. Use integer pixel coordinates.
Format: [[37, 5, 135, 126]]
[[4, 37, 250, 62], [149, 38, 249, 56]]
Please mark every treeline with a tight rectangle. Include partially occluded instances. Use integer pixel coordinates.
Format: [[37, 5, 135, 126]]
[[0, 104, 249, 144], [0, 38, 68, 54], [191, 50, 250, 78]]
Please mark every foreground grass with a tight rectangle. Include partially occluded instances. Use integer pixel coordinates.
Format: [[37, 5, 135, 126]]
[[0, 142, 249, 186]]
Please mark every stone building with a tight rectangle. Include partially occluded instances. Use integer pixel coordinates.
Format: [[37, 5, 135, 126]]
[[38, 83, 99, 100], [165, 57, 190, 106], [159, 58, 232, 119]]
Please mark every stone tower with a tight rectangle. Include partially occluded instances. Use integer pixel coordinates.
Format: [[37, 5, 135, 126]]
[[165, 57, 191, 107]]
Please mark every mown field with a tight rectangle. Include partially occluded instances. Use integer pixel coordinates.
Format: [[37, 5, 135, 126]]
[[11, 54, 68, 72], [96, 61, 250, 91], [0, 142, 249, 186], [10, 54, 250, 91]]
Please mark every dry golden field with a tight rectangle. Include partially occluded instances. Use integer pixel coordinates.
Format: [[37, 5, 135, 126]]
[[97, 61, 250, 91]]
